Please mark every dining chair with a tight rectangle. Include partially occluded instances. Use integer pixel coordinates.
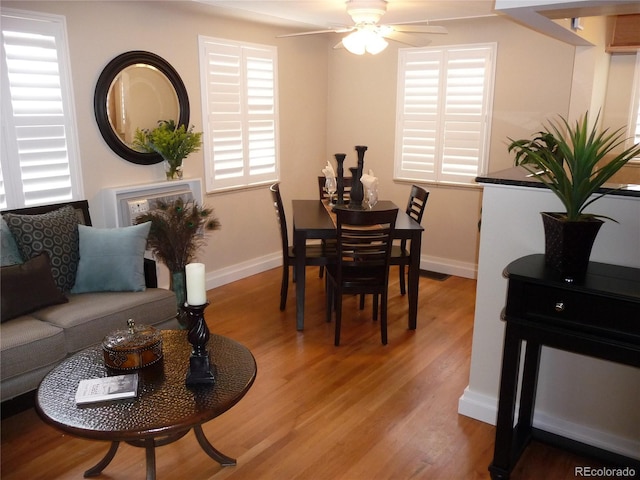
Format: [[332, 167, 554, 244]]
[[317, 175, 353, 203], [392, 185, 429, 295], [270, 183, 334, 311], [317, 176, 353, 278], [325, 207, 398, 346]]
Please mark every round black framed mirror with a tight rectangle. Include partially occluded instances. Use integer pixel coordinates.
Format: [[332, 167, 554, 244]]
[[94, 51, 190, 165]]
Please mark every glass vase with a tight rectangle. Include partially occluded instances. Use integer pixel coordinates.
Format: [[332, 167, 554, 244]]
[[165, 161, 183, 180], [170, 270, 186, 306], [170, 270, 188, 328]]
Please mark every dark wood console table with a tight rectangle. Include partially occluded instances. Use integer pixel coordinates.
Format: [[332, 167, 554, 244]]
[[489, 254, 640, 480]]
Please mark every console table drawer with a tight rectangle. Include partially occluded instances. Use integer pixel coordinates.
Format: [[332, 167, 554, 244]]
[[510, 282, 640, 339]]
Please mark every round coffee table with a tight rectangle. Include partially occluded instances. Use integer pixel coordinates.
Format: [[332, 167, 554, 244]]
[[36, 330, 256, 479]]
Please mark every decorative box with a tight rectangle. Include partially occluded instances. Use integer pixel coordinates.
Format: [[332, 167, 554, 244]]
[[102, 319, 163, 370]]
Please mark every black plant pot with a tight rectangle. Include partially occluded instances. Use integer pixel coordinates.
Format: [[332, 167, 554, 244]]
[[541, 212, 603, 282]]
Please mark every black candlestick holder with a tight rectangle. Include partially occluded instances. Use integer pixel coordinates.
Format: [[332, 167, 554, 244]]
[[334, 153, 346, 206], [182, 302, 216, 386]]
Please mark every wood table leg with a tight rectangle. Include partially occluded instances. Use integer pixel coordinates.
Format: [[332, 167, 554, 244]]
[[84, 441, 120, 477], [294, 229, 307, 331], [407, 231, 422, 330], [489, 324, 523, 480]]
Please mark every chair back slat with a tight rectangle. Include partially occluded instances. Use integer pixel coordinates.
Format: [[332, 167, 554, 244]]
[[336, 208, 397, 277], [269, 183, 289, 257], [405, 185, 430, 223]]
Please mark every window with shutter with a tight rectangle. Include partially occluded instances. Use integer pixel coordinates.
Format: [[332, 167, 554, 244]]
[[394, 43, 496, 185], [0, 9, 82, 209], [199, 36, 279, 192]]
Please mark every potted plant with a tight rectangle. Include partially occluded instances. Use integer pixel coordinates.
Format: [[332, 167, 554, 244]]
[[508, 111, 640, 280], [135, 198, 220, 326], [133, 120, 203, 180]]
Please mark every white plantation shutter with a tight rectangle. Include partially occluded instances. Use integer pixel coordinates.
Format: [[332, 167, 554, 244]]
[[394, 44, 496, 184], [199, 36, 279, 192], [0, 10, 82, 209]]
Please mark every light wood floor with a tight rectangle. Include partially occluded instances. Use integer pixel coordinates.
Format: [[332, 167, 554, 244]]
[[1, 267, 608, 479]]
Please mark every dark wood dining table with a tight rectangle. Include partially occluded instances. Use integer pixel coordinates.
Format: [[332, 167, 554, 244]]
[[292, 199, 424, 331]]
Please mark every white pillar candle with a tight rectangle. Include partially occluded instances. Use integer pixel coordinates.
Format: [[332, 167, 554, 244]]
[[185, 263, 207, 306]]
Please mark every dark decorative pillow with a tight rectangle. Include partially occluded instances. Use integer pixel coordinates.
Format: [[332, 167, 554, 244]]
[[1, 252, 68, 322], [3, 205, 80, 293]]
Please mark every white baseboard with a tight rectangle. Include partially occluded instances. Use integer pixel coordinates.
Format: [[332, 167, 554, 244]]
[[195, 251, 478, 291], [206, 253, 281, 290], [421, 255, 477, 279], [533, 411, 640, 461], [458, 386, 497, 425], [458, 386, 640, 460]]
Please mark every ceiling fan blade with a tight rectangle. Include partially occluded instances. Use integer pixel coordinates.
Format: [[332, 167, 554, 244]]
[[389, 24, 448, 34], [277, 27, 353, 38], [382, 31, 431, 48], [333, 40, 345, 50]]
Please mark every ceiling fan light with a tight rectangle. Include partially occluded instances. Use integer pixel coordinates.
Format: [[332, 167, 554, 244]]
[[366, 35, 388, 54], [342, 30, 366, 55]]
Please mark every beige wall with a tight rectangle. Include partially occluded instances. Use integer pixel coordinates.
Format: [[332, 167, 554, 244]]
[[3, 1, 633, 282], [326, 15, 575, 274], [3, 1, 330, 285]]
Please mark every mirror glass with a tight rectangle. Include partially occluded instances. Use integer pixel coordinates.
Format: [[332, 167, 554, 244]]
[[107, 64, 179, 146], [94, 51, 190, 165]]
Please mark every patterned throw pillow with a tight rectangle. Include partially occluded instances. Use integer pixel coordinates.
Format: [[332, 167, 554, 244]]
[[3, 205, 80, 293]]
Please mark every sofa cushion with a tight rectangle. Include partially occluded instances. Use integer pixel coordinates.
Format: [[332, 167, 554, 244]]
[[3, 205, 80, 292], [1, 253, 68, 323], [0, 315, 66, 381], [71, 222, 151, 293], [1, 218, 23, 266], [33, 288, 177, 353]]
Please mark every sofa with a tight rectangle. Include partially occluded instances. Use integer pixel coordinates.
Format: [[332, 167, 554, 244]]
[[1, 200, 178, 408]]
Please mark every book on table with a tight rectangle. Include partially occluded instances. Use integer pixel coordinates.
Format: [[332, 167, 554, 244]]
[[75, 373, 139, 405]]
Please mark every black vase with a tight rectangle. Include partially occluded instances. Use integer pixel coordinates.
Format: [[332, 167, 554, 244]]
[[334, 153, 346, 206], [349, 167, 364, 209], [541, 212, 603, 282], [349, 145, 367, 209]]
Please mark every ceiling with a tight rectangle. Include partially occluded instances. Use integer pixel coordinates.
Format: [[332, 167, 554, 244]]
[[195, 0, 640, 45], [195, 0, 498, 30]]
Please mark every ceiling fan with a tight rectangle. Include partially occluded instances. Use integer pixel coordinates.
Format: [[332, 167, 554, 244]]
[[277, 0, 448, 55]]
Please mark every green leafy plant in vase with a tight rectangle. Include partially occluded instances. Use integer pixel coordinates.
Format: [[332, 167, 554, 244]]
[[133, 119, 203, 180], [135, 198, 220, 326], [508, 111, 640, 281]]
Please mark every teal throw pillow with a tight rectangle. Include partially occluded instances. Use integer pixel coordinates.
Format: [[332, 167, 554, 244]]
[[1, 218, 23, 266], [71, 222, 151, 293]]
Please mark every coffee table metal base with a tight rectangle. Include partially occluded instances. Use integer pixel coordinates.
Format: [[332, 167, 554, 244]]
[[84, 425, 235, 479]]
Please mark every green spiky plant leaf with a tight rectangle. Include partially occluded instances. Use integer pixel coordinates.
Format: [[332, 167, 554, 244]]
[[508, 112, 640, 222]]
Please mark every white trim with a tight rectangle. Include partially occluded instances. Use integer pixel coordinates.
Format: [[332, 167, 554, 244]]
[[420, 254, 477, 279], [198, 35, 280, 194], [458, 387, 640, 460], [394, 43, 497, 185], [0, 8, 83, 208]]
